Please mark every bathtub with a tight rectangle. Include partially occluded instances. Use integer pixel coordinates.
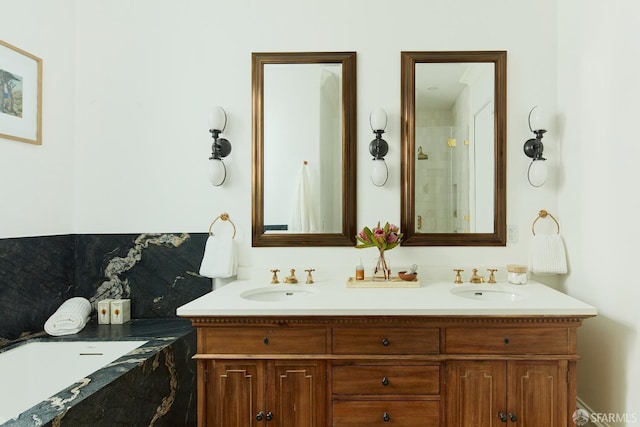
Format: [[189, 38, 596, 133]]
[[0, 340, 147, 424]]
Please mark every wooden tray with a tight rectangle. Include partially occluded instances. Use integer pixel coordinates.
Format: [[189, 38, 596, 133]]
[[346, 277, 420, 288]]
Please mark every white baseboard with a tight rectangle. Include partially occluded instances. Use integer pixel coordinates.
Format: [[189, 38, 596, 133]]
[[577, 397, 611, 427]]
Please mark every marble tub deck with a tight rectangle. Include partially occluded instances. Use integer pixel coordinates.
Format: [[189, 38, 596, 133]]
[[0, 318, 196, 427]]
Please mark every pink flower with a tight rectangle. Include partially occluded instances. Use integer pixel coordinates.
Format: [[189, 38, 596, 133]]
[[355, 221, 403, 251]]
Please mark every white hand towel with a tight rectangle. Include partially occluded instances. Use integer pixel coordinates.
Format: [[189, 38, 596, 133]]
[[199, 235, 237, 279], [44, 297, 91, 336], [530, 234, 568, 275]]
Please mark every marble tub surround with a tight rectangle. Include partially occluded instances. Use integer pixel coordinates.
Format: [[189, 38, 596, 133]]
[[0, 233, 212, 342], [177, 277, 597, 317], [0, 319, 197, 427], [0, 235, 75, 343], [74, 233, 211, 318]]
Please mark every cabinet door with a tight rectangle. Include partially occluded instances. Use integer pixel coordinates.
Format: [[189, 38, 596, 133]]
[[447, 360, 568, 427], [446, 361, 507, 427], [207, 360, 266, 427], [269, 360, 326, 427], [507, 360, 567, 427]]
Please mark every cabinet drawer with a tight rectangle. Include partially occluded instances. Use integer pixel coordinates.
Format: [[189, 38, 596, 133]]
[[333, 400, 440, 426], [333, 328, 439, 355], [199, 327, 327, 354], [445, 327, 570, 354], [332, 365, 440, 395]]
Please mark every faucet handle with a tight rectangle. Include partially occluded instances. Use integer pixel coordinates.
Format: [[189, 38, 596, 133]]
[[305, 268, 315, 284], [487, 269, 498, 284], [270, 269, 280, 284], [453, 269, 464, 284]]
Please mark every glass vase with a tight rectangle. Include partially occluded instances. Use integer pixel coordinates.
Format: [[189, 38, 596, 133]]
[[373, 249, 390, 280]]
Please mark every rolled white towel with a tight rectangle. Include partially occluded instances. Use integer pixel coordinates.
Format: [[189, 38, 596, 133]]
[[44, 297, 92, 336]]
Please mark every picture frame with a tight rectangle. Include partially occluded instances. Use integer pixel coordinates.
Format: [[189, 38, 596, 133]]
[[0, 40, 42, 145]]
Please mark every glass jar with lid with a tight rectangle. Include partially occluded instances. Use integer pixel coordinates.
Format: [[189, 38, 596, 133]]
[[507, 264, 528, 285]]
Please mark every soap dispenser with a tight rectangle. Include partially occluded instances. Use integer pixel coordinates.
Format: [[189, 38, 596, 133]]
[[355, 259, 365, 280]]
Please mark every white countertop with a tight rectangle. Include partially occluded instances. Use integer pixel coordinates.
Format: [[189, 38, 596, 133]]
[[177, 277, 597, 317]]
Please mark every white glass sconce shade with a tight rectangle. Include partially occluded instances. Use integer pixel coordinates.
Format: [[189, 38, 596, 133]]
[[369, 108, 389, 186], [527, 159, 547, 187], [524, 106, 550, 187], [208, 158, 227, 186], [528, 106, 548, 132], [371, 158, 388, 187], [209, 106, 227, 131], [207, 106, 231, 186], [370, 108, 388, 132]]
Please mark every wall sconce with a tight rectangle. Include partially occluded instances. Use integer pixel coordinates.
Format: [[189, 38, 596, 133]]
[[208, 106, 232, 186], [369, 108, 389, 186], [523, 106, 548, 187]]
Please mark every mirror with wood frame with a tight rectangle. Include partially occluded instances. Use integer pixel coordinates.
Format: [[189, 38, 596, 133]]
[[252, 52, 357, 247], [400, 51, 507, 246]]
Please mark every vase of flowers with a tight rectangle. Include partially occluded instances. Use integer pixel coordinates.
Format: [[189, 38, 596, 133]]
[[355, 222, 403, 280]]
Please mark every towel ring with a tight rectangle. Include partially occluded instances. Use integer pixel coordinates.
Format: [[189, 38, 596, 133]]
[[208, 212, 236, 238], [531, 209, 560, 235]]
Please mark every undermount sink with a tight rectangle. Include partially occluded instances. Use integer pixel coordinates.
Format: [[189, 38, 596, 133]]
[[240, 286, 318, 302], [450, 286, 526, 302]]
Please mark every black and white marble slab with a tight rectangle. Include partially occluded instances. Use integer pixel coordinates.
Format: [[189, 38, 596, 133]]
[[0, 233, 212, 342], [0, 235, 75, 342], [1, 319, 197, 427]]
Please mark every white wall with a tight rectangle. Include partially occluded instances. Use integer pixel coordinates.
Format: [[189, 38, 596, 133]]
[[558, 0, 640, 421], [0, 0, 76, 238], [65, 0, 559, 272]]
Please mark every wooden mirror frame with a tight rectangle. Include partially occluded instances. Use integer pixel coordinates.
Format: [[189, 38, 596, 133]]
[[400, 51, 507, 246], [251, 52, 357, 247]]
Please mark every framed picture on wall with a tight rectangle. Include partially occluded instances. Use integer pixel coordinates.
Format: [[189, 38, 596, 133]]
[[0, 40, 42, 145]]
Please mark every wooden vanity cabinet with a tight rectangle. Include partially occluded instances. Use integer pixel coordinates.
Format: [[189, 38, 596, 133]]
[[204, 359, 325, 427], [444, 324, 575, 427], [196, 326, 327, 427], [187, 316, 589, 427], [446, 360, 568, 427]]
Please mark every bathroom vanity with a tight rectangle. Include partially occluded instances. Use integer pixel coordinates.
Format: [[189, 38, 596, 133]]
[[177, 279, 596, 427]]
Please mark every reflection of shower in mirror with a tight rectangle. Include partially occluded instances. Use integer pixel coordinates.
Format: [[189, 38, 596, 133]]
[[414, 124, 469, 233]]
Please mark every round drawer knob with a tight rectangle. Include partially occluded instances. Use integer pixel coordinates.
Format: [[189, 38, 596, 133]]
[[382, 377, 389, 386], [383, 412, 390, 422], [381, 338, 390, 346]]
